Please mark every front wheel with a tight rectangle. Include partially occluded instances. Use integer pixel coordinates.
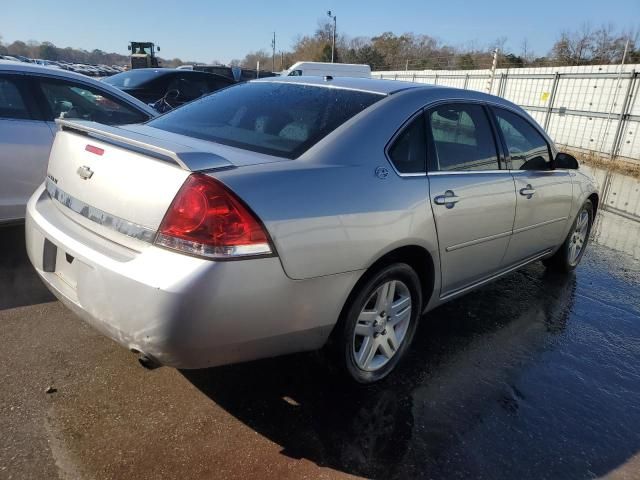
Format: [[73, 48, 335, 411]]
[[333, 263, 422, 384], [543, 200, 593, 273]]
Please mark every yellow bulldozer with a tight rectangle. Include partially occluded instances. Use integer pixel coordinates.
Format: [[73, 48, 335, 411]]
[[128, 42, 160, 69]]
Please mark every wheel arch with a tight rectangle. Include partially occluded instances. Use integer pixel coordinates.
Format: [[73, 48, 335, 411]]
[[327, 244, 436, 343], [588, 192, 599, 215]]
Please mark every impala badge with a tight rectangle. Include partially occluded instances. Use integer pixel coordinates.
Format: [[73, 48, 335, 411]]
[[77, 165, 94, 180]]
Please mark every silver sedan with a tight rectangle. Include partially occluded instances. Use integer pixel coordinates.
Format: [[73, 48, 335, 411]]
[[0, 61, 156, 224], [25, 77, 598, 383]]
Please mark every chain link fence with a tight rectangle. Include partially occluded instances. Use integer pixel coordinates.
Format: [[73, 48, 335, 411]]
[[375, 64, 640, 164]]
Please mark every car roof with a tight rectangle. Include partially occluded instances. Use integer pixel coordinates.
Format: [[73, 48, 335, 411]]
[[253, 74, 526, 113], [253, 75, 430, 95], [0, 60, 94, 79], [0, 61, 157, 116]]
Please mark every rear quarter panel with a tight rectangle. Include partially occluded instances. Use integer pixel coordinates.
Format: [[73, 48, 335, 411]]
[[213, 90, 442, 281]]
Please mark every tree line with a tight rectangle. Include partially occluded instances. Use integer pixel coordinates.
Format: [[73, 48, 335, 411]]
[[0, 37, 189, 67], [2, 22, 638, 72], [233, 22, 640, 71]]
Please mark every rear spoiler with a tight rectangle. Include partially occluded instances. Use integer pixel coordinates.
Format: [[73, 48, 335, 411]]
[[55, 119, 234, 172]]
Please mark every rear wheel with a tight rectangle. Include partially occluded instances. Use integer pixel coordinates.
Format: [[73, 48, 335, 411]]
[[543, 200, 593, 273], [333, 263, 422, 384]]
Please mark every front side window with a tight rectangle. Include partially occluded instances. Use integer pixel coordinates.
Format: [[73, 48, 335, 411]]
[[388, 114, 426, 174], [148, 82, 383, 158], [493, 108, 551, 170], [37, 79, 149, 125], [167, 75, 210, 101], [0, 75, 31, 120], [428, 104, 500, 171]]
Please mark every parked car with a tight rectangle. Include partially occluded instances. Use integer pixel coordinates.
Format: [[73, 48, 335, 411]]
[[284, 61, 371, 78], [102, 68, 235, 110], [0, 62, 156, 224], [177, 65, 278, 82], [25, 77, 597, 383]]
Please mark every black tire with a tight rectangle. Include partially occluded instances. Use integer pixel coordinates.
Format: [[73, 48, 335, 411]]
[[543, 200, 594, 273], [332, 263, 422, 384]]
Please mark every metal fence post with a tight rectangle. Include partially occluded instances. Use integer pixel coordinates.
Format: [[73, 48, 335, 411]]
[[463, 73, 469, 90], [501, 70, 509, 97], [609, 70, 637, 160], [497, 73, 506, 97], [544, 72, 561, 130], [434, 73, 438, 85]]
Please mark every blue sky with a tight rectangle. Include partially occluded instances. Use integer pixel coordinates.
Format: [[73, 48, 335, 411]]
[[3, 0, 639, 63]]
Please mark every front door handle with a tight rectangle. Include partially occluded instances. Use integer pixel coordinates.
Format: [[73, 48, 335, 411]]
[[434, 190, 460, 208], [519, 184, 536, 199]]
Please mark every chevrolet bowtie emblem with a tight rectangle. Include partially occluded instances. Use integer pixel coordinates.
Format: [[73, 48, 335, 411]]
[[77, 165, 94, 180]]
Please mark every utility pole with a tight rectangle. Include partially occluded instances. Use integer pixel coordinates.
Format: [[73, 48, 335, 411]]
[[327, 10, 337, 63], [271, 32, 276, 72], [486, 48, 499, 93]]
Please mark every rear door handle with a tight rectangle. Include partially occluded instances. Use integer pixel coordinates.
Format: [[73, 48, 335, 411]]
[[519, 184, 536, 198], [434, 190, 460, 208]]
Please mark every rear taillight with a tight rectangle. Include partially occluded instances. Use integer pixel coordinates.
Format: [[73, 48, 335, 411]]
[[155, 173, 273, 259]]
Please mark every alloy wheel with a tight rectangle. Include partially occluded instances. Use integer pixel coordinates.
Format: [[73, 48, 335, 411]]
[[352, 280, 412, 372], [569, 208, 589, 265]]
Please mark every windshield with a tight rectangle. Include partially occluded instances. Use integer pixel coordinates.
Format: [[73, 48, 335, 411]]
[[147, 82, 384, 158], [103, 70, 165, 88]]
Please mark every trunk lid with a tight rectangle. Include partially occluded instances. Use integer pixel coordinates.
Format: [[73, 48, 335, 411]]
[[45, 119, 243, 250]]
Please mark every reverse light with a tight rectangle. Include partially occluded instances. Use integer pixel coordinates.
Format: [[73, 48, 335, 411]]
[[155, 174, 273, 259]]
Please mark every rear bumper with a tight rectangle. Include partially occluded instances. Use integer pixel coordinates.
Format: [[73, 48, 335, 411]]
[[26, 185, 361, 368]]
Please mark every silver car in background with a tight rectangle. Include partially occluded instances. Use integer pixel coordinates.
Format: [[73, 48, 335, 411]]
[[25, 77, 598, 383], [0, 61, 156, 224]]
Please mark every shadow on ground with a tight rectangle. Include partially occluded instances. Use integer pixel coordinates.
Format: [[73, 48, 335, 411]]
[[183, 255, 640, 479], [0, 225, 54, 310]]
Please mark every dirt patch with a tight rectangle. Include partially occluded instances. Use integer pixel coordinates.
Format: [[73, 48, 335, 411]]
[[559, 146, 640, 179]]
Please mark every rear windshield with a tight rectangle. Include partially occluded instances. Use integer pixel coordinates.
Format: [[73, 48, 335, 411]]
[[103, 70, 165, 88], [147, 82, 384, 158]]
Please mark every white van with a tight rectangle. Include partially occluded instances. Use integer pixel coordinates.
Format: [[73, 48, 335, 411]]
[[284, 62, 371, 78]]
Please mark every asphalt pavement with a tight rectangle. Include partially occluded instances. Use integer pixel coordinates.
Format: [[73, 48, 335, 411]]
[[1, 208, 639, 480]]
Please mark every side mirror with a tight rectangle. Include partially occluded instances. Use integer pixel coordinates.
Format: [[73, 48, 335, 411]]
[[127, 45, 131, 51], [554, 152, 579, 170], [157, 46, 160, 52]]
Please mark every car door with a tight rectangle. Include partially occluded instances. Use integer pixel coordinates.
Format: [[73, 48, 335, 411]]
[[425, 102, 516, 297], [0, 73, 54, 222], [491, 107, 573, 266]]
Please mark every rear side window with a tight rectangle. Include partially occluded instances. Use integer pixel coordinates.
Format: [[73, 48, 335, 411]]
[[388, 114, 426, 174], [148, 82, 383, 158], [37, 79, 149, 125], [493, 108, 551, 170], [0, 76, 31, 120], [428, 104, 499, 171], [103, 69, 163, 88]]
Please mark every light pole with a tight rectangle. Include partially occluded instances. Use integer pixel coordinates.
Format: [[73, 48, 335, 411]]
[[327, 10, 336, 63], [271, 32, 276, 72]]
